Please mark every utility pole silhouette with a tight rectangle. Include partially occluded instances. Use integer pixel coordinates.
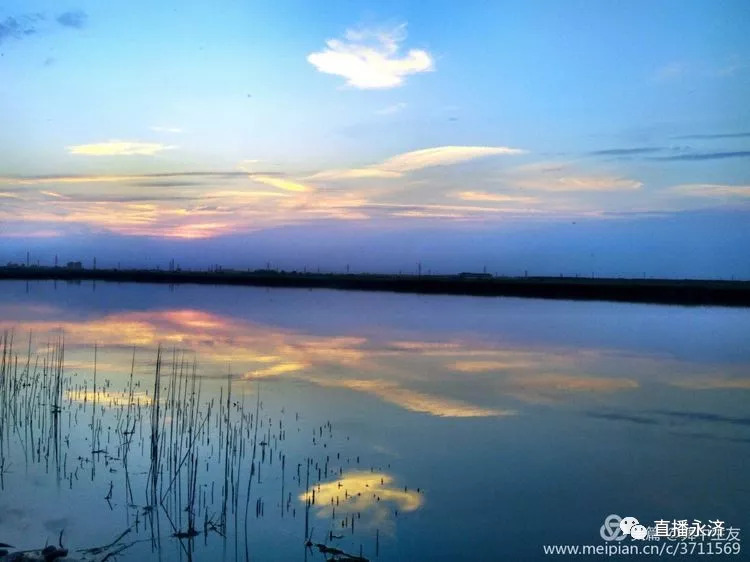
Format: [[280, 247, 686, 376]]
[[26, 251, 29, 267], [417, 261, 422, 277], [54, 254, 58, 268], [93, 257, 97, 270]]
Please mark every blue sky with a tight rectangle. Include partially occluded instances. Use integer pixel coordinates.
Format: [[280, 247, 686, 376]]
[[1, 0, 749, 277]]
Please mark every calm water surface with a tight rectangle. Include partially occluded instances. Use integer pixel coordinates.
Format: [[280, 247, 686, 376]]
[[0, 281, 748, 561]]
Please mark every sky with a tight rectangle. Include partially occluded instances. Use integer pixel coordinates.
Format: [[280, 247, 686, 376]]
[[1, 0, 749, 278]]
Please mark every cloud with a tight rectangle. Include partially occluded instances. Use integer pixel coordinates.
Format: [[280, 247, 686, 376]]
[[511, 162, 568, 174], [305, 168, 403, 181], [717, 63, 747, 77], [582, 144, 750, 162], [162, 222, 233, 239], [310, 378, 512, 417], [130, 180, 201, 188], [670, 378, 750, 390], [0, 145, 656, 240], [515, 175, 642, 192], [673, 132, 750, 140], [252, 175, 313, 193], [649, 410, 750, 427], [0, 170, 319, 238], [657, 58, 748, 82], [1, 12, 86, 46], [208, 190, 290, 200], [496, 161, 643, 194], [305, 146, 525, 182], [585, 411, 659, 425], [0, 228, 64, 238], [246, 362, 307, 378], [361, 202, 540, 217], [67, 141, 178, 156], [56, 10, 87, 29], [378, 146, 526, 173], [0, 15, 39, 43], [455, 191, 538, 204], [302, 470, 423, 530], [150, 126, 183, 133], [53, 193, 196, 203], [0, 171, 265, 185], [307, 23, 433, 89], [237, 159, 262, 173], [715, 55, 748, 77], [670, 184, 750, 198], [649, 151, 750, 161], [589, 147, 663, 156], [450, 359, 538, 372], [500, 373, 639, 404], [656, 61, 689, 80], [392, 210, 466, 219], [376, 102, 407, 115], [39, 190, 69, 199]]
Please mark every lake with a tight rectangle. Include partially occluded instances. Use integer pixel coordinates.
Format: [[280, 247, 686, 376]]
[[0, 280, 748, 561]]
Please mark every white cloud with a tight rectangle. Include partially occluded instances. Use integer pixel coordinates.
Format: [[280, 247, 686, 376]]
[[307, 24, 433, 89], [379, 146, 526, 173], [306, 168, 403, 181], [305, 146, 525, 183], [253, 175, 313, 193], [515, 175, 642, 191], [670, 184, 750, 197], [40, 190, 69, 199], [150, 126, 183, 133], [376, 102, 407, 115], [237, 159, 262, 172], [67, 141, 177, 156]]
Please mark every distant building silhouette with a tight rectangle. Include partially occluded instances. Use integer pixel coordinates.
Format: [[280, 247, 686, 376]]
[[66, 261, 83, 270]]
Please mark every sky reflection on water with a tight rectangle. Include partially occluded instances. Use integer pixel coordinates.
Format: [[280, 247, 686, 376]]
[[0, 281, 748, 561]]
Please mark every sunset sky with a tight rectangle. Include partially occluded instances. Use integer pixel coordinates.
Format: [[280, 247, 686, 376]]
[[1, 0, 749, 277]]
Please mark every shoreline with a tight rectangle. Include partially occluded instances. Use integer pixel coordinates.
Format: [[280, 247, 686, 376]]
[[1, 267, 749, 307]]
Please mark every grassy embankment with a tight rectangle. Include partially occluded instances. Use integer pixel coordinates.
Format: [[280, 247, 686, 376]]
[[1, 265, 749, 306]]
